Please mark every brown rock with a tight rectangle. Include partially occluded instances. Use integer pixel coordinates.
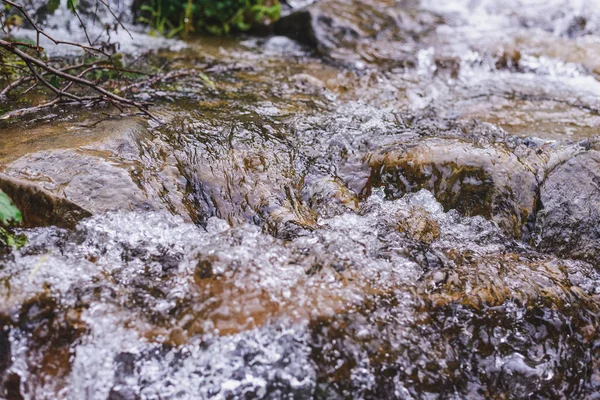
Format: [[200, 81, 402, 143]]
[[369, 139, 539, 238]]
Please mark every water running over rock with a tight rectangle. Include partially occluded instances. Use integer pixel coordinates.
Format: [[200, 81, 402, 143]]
[[2, 0, 600, 398]]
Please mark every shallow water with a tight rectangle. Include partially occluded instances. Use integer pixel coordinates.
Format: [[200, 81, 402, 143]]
[[2, 0, 600, 398]]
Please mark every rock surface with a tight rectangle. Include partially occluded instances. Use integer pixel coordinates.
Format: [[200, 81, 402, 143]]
[[3, 0, 600, 398], [369, 138, 539, 238], [275, 0, 442, 66], [0, 174, 91, 229], [534, 149, 600, 264], [0, 117, 190, 227]]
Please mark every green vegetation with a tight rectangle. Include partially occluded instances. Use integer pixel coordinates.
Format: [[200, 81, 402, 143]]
[[0, 191, 26, 248], [137, 0, 281, 36]]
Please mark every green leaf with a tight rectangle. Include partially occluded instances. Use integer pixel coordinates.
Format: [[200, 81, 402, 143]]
[[0, 227, 26, 249], [47, 0, 60, 14], [199, 72, 216, 89], [167, 25, 184, 38], [49, 75, 60, 88], [67, 0, 77, 13], [0, 191, 22, 227]]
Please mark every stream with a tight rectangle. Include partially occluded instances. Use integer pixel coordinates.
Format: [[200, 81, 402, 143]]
[[2, 0, 600, 398]]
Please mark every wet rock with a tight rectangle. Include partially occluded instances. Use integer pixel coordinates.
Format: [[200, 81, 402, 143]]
[[0, 329, 8, 373], [370, 139, 539, 238], [274, 8, 313, 46], [423, 251, 595, 309], [301, 174, 359, 218], [306, 192, 600, 399], [0, 317, 10, 393], [0, 116, 190, 218], [274, 0, 442, 66], [0, 173, 91, 229], [263, 36, 308, 56], [0, 116, 146, 165], [182, 148, 317, 236], [434, 56, 461, 79], [0, 116, 191, 222], [0, 292, 87, 398], [158, 113, 318, 235], [534, 150, 600, 264], [194, 257, 214, 282], [395, 205, 440, 243], [4, 1, 600, 397], [4, 150, 158, 214], [108, 352, 140, 400], [565, 16, 588, 38], [290, 73, 327, 93], [2, 189, 599, 398], [1, 373, 24, 400], [495, 48, 522, 72]]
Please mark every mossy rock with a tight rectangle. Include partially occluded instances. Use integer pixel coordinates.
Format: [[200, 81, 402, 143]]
[[368, 139, 538, 239]]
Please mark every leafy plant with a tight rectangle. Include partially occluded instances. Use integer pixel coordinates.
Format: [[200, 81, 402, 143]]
[[139, 0, 176, 37], [136, 0, 281, 36], [0, 191, 21, 225], [0, 191, 26, 249]]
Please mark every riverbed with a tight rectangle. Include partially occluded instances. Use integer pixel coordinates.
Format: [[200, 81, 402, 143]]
[[2, 0, 600, 398]]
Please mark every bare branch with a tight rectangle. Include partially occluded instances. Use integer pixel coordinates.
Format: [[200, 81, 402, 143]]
[[97, 0, 133, 40], [67, 0, 94, 47], [1, 0, 110, 57], [0, 97, 60, 119], [0, 0, 164, 121], [0, 39, 157, 119]]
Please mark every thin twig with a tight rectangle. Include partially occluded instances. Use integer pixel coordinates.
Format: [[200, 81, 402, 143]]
[[0, 39, 151, 108], [1, 0, 109, 57], [0, 97, 60, 119], [119, 69, 198, 92], [23, 59, 82, 101], [97, 0, 133, 40], [68, 0, 94, 47]]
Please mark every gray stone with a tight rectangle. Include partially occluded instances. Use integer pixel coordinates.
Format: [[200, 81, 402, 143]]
[[534, 150, 600, 264]]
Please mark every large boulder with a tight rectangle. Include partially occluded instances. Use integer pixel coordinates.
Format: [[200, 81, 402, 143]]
[[274, 0, 442, 66]]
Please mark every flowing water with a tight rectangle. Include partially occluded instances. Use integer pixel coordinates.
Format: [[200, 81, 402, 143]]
[[2, 0, 600, 399]]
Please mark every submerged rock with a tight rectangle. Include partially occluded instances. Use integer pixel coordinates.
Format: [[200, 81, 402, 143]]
[[2, 191, 598, 398], [0, 291, 88, 399]]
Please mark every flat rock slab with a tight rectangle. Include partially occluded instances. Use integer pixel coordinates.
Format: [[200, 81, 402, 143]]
[[4, 150, 156, 214], [0, 117, 186, 228]]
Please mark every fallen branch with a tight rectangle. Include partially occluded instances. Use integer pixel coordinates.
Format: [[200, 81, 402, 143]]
[[0, 39, 156, 119], [0, 0, 168, 120], [0, 97, 60, 119], [1, 0, 112, 57]]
